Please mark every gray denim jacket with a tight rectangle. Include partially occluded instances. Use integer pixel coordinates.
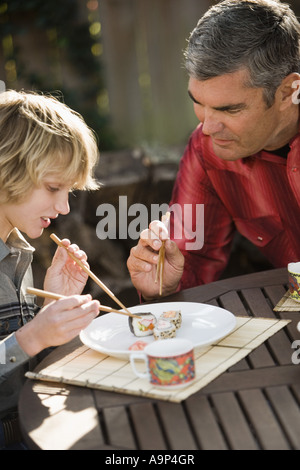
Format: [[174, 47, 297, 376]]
[[0, 229, 39, 418]]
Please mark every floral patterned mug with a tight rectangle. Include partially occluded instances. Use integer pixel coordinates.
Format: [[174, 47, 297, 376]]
[[288, 262, 300, 302], [130, 338, 195, 389]]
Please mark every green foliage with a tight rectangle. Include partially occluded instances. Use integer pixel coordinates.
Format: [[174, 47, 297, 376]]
[[0, 0, 117, 150]]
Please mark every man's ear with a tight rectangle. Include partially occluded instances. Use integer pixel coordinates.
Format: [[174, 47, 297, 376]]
[[277, 72, 300, 110]]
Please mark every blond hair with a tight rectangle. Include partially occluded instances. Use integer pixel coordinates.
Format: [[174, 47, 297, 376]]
[[0, 90, 100, 203]]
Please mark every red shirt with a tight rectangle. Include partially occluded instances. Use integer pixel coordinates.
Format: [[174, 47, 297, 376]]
[[169, 124, 300, 290]]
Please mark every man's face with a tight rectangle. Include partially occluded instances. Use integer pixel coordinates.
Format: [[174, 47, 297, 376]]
[[188, 68, 284, 161]]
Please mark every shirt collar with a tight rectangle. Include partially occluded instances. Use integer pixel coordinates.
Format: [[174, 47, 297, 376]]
[[0, 229, 35, 262]]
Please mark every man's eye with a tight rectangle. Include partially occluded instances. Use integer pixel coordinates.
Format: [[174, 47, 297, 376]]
[[226, 108, 243, 115]]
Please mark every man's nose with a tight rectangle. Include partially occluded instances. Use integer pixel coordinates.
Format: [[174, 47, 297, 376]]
[[201, 114, 224, 136]]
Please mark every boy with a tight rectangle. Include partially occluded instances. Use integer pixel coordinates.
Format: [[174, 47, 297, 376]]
[[0, 90, 101, 447]]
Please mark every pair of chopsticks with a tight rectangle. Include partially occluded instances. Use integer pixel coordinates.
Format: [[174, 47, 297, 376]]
[[26, 287, 138, 318], [155, 212, 170, 296], [32, 233, 140, 319], [50, 233, 132, 314]]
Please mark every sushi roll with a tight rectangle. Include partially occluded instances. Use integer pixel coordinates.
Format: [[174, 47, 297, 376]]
[[128, 312, 156, 337], [153, 319, 176, 340], [160, 310, 182, 329]]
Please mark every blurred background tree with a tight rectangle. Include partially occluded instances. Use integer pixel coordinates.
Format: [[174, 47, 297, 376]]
[[0, 0, 299, 152], [0, 0, 116, 149], [0, 0, 208, 153]]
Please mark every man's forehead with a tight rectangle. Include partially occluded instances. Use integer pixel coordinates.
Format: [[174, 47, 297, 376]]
[[188, 68, 251, 90], [188, 71, 260, 106]]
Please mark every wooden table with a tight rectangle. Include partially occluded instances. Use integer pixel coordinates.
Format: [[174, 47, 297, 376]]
[[19, 268, 300, 450]]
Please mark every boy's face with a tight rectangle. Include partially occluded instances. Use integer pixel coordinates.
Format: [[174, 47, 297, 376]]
[[1, 178, 71, 240], [188, 68, 294, 160]]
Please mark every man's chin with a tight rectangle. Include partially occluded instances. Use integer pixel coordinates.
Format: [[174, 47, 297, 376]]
[[212, 145, 241, 161]]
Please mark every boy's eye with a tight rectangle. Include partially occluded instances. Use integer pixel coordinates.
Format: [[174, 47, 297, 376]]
[[47, 186, 59, 192]]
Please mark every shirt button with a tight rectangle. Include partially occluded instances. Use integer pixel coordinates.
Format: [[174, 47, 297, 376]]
[[257, 236, 263, 241], [292, 167, 298, 172], [9, 356, 17, 362]]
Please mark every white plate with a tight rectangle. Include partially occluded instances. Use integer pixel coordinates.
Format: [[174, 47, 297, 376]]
[[80, 302, 236, 360]]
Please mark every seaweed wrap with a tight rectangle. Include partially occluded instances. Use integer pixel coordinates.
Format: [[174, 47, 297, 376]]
[[128, 312, 156, 337]]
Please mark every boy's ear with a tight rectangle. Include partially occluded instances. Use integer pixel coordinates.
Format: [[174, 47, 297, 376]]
[[277, 72, 300, 110]]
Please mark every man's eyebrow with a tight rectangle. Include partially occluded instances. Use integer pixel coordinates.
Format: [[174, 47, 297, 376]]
[[188, 89, 200, 104], [187, 89, 247, 112], [215, 103, 247, 112]]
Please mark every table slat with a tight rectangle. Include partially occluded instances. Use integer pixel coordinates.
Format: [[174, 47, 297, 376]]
[[278, 312, 300, 342], [241, 288, 292, 365], [218, 291, 249, 316], [264, 285, 287, 307], [247, 342, 276, 368], [185, 394, 228, 450], [156, 402, 198, 450], [211, 392, 259, 450], [241, 287, 275, 317], [102, 406, 137, 449], [129, 402, 167, 450], [202, 364, 300, 394], [265, 385, 300, 450], [215, 290, 250, 371], [238, 388, 290, 450]]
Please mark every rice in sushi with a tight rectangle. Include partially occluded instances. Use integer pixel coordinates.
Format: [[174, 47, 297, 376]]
[[160, 310, 182, 329], [128, 312, 156, 337], [153, 319, 176, 340]]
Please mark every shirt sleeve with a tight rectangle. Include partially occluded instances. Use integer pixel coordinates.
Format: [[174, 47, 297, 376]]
[[0, 333, 30, 385], [169, 127, 235, 289]]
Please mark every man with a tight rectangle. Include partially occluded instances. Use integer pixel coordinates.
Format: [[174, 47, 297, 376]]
[[127, 0, 300, 300]]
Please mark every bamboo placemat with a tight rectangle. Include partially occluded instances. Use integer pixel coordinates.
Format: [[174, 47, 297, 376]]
[[26, 316, 290, 403], [273, 290, 300, 312]]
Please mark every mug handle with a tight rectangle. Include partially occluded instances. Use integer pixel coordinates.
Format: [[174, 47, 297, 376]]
[[130, 352, 149, 379]]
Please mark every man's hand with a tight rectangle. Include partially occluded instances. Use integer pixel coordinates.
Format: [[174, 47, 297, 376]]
[[127, 220, 184, 300]]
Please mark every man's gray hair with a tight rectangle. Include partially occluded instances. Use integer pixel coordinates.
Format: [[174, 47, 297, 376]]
[[185, 0, 300, 106]]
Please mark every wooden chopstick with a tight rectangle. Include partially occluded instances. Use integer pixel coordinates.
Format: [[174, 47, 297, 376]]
[[26, 287, 140, 318], [50, 233, 133, 316], [155, 212, 170, 296]]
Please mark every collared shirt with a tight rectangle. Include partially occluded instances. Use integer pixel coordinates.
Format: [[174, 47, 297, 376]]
[[0, 229, 38, 418], [0, 229, 36, 337], [169, 124, 300, 290]]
